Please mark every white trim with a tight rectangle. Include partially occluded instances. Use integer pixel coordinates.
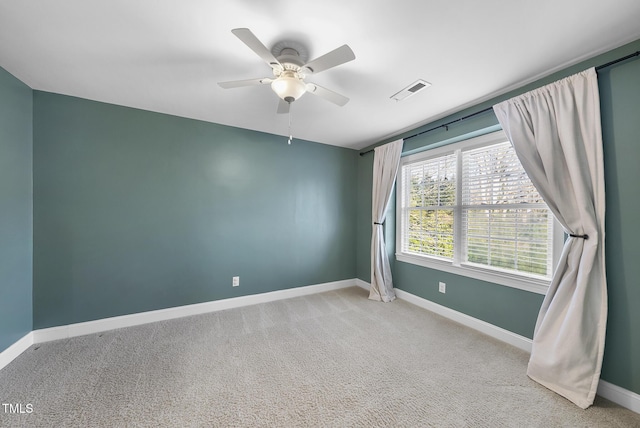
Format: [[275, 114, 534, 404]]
[[355, 278, 370, 291], [396, 129, 562, 296], [401, 129, 508, 164], [0, 332, 34, 371], [360, 278, 532, 352], [396, 253, 549, 295], [32, 279, 357, 344], [362, 280, 640, 414], [393, 287, 533, 352], [597, 380, 640, 414], [2, 279, 357, 364], [338, 279, 533, 352], [2, 279, 639, 415]]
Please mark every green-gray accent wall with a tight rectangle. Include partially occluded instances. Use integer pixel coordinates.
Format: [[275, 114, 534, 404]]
[[598, 52, 640, 395], [356, 39, 640, 395], [32, 92, 356, 328], [0, 67, 33, 352]]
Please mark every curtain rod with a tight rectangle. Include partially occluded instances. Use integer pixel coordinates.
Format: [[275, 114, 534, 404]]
[[359, 49, 640, 156], [595, 50, 639, 71]]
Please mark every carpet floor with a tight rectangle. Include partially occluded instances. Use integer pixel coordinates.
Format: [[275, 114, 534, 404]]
[[1, 286, 639, 427]]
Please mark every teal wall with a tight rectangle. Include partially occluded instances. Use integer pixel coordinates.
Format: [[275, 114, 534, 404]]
[[356, 39, 640, 394], [598, 55, 640, 395], [356, 150, 372, 282], [0, 67, 33, 352], [32, 92, 356, 328]]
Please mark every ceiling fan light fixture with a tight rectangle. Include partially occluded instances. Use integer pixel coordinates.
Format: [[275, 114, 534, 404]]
[[271, 71, 306, 103]]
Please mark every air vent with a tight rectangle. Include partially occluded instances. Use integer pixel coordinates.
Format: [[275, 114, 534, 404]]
[[390, 79, 431, 102]]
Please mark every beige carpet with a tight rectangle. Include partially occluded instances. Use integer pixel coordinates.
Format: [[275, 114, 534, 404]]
[[1, 286, 639, 427]]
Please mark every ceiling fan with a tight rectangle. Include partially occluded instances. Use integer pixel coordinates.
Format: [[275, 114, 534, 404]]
[[218, 28, 355, 114]]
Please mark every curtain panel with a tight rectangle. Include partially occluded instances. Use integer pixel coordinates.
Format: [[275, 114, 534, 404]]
[[369, 139, 403, 302], [493, 68, 607, 409]]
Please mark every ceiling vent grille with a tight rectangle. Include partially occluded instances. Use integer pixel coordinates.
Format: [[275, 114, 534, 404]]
[[390, 79, 431, 101]]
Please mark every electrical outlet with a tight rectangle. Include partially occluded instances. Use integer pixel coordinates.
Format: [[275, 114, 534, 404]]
[[439, 282, 446, 293], [232, 276, 239, 287]]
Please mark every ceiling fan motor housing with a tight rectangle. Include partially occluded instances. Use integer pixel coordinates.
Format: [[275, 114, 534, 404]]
[[276, 48, 305, 70]]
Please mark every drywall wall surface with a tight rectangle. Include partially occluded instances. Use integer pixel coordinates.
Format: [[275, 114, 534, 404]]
[[33, 92, 356, 328], [0, 66, 33, 352], [597, 53, 640, 394]]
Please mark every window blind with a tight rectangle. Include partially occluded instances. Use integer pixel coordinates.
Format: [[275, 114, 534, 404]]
[[461, 142, 553, 278], [401, 153, 456, 260]]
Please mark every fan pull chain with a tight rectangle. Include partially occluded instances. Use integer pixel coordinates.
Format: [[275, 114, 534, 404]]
[[287, 105, 293, 145]]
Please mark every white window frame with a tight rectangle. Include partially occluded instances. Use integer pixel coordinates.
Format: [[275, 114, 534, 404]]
[[395, 130, 564, 295]]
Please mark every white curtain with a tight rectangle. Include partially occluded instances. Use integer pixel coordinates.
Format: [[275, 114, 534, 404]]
[[369, 139, 403, 302], [493, 68, 607, 409]]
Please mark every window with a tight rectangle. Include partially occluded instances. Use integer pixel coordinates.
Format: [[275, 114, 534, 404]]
[[396, 131, 563, 294]]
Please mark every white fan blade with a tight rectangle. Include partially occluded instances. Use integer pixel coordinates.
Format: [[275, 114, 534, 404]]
[[218, 78, 272, 89], [231, 28, 282, 71], [277, 99, 290, 114], [301, 45, 355, 74], [305, 83, 349, 106]]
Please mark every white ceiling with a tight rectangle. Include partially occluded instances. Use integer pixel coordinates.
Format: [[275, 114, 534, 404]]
[[2, 1, 640, 150]]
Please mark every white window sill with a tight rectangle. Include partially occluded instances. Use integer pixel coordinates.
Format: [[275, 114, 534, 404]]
[[395, 252, 550, 295]]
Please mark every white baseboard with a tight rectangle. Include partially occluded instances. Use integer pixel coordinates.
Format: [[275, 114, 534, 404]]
[[0, 332, 34, 372], [358, 280, 640, 414], [3, 279, 639, 414], [357, 279, 532, 351], [597, 380, 640, 414], [3, 279, 357, 367], [355, 278, 370, 291], [32, 278, 357, 344], [394, 288, 533, 352]]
